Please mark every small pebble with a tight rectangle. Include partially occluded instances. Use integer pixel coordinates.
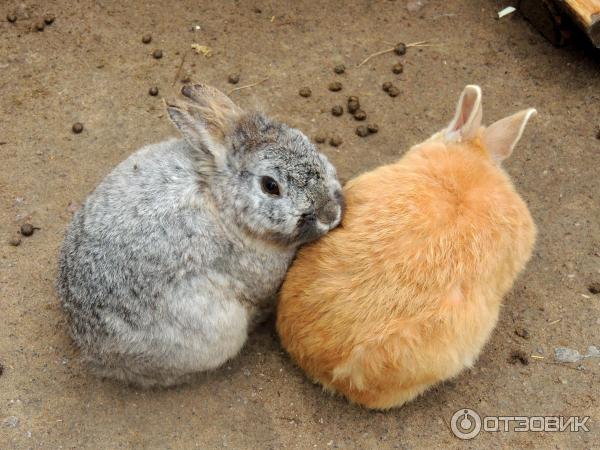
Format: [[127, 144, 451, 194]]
[[353, 109, 367, 121], [314, 134, 326, 144], [8, 236, 21, 247], [588, 282, 600, 295], [554, 347, 582, 363], [333, 64, 345, 74], [392, 62, 404, 74], [508, 350, 529, 366], [514, 327, 530, 339], [253, 7, 262, 13], [228, 74, 240, 84], [394, 42, 407, 56], [382, 81, 393, 92], [142, 34, 152, 44], [407, 0, 425, 12], [328, 81, 342, 92], [329, 136, 342, 147], [148, 86, 159, 96], [596, 127, 600, 140], [588, 345, 600, 357], [7, 13, 17, 23], [152, 49, 163, 59], [356, 125, 369, 137], [20, 223, 35, 237], [347, 96, 360, 113], [44, 14, 55, 25], [2, 416, 19, 428], [387, 86, 400, 97], [72, 122, 84, 134], [331, 105, 343, 117], [0, 362, 3, 376], [299, 87, 312, 98], [34, 20, 45, 31], [180, 73, 191, 83], [367, 123, 379, 134]]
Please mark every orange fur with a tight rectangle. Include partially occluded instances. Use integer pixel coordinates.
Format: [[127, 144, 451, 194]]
[[277, 87, 536, 409]]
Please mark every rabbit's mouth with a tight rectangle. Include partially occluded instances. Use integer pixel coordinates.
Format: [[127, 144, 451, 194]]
[[253, 214, 325, 248], [293, 207, 341, 245], [294, 214, 322, 245]]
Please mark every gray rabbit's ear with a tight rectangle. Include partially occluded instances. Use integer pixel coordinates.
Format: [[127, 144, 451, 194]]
[[165, 84, 243, 167]]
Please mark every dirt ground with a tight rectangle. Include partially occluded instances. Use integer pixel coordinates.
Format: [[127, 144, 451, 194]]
[[1, 0, 600, 448]]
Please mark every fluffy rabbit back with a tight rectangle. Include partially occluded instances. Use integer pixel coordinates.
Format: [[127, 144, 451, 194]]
[[277, 85, 537, 409]]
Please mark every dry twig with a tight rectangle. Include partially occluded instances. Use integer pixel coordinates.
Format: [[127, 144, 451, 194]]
[[172, 50, 190, 86], [227, 77, 269, 96], [357, 40, 437, 67]]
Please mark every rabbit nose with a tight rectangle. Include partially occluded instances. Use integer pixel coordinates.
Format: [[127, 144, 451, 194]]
[[317, 192, 343, 228], [317, 205, 339, 227], [298, 212, 317, 226]]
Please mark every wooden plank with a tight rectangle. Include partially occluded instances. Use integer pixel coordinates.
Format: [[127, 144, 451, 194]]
[[559, 0, 600, 46]]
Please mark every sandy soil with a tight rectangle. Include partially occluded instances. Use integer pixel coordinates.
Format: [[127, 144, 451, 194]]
[[1, 0, 599, 448]]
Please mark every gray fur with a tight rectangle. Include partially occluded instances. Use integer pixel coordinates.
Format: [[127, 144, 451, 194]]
[[57, 84, 342, 387]]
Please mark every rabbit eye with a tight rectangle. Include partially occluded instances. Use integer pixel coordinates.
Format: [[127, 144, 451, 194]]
[[260, 176, 280, 196]]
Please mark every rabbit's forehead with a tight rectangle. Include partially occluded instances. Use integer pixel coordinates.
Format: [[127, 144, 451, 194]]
[[253, 146, 326, 181], [239, 125, 335, 188]]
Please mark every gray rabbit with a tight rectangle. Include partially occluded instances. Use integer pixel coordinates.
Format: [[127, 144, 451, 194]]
[[57, 84, 343, 387]]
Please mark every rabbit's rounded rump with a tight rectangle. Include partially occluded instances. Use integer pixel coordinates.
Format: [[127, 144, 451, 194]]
[[277, 85, 537, 409]]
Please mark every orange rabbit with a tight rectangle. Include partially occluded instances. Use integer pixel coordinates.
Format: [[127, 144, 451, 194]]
[[277, 85, 537, 409]]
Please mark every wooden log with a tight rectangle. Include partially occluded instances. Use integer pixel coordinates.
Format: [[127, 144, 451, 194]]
[[558, 0, 600, 46]]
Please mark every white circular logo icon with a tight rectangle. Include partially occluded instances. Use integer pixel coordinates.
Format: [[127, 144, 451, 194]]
[[451, 408, 482, 440]]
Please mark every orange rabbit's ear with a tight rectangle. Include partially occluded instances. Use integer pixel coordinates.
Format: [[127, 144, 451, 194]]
[[482, 108, 537, 163], [445, 85, 482, 142]]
